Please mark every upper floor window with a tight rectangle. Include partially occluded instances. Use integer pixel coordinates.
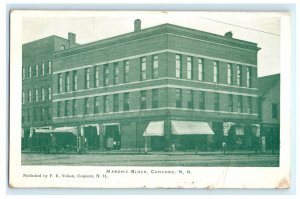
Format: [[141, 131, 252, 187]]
[[41, 62, 45, 76], [41, 88, 45, 101], [213, 61, 219, 83], [84, 68, 90, 89], [84, 98, 89, 114], [214, 93, 220, 111], [48, 60, 52, 74], [237, 95, 243, 113], [113, 94, 119, 112], [176, 88, 182, 108], [22, 67, 25, 80], [35, 89, 39, 102], [72, 99, 78, 116], [65, 100, 70, 116], [246, 66, 252, 88], [94, 97, 100, 114], [187, 56, 193, 80], [124, 60, 130, 83], [140, 90, 147, 109], [175, 54, 182, 78], [57, 101, 62, 117], [58, 73, 63, 93], [152, 55, 159, 79], [237, 65, 242, 86], [113, 62, 119, 85], [198, 58, 204, 81], [60, 45, 66, 51], [228, 94, 233, 112], [103, 64, 109, 86], [35, 64, 39, 77], [227, 64, 233, 85], [65, 72, 70, 92], [247, 96, 252, 113], [41, 108, 45, 121], [104, 95, 109, 113], [123, 92, 130, 111], [199, 91, 205, 110], [272, 103, 278, 119], [73, 70, 78, 91], [48, 87, 52, 100], [140, 57, 146, 81], [152, 89, 158, 109], [28, 90, 32, 103], [22, 91, 25, 104], [94, 66, 99, 87], [187, 90, 193, 109]]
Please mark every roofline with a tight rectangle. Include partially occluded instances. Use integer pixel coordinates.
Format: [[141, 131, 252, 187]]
[[22, 35, 69, 46]]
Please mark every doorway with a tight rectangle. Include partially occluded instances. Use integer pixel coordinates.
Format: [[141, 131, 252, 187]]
[[104, 125, 121, 150]]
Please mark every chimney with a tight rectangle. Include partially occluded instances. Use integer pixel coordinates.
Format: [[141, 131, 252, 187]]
[[68, 32, 76, 48], [224, 31, 233, 38], [134, 19, 141, 32]]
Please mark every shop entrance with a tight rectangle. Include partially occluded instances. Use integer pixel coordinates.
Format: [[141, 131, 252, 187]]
[[104, 125, 121, 150], [84, 126, 100, 150]]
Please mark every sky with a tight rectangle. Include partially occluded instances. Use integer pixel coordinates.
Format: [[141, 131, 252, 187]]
[[22, 11, 281, 77]]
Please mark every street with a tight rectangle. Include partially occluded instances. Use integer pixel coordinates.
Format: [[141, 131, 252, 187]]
[[22, 152, 279, 167]]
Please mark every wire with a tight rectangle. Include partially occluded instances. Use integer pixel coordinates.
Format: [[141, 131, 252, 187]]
[[198, 17, 280, 36]]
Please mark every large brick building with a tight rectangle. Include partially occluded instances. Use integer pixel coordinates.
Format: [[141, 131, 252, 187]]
[[23, 19, 261, 152]]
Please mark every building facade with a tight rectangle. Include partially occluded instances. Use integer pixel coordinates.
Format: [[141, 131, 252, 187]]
[[258, 74, 280, 152], [48, 20, 261, 152], [22, 33, 78, 149]]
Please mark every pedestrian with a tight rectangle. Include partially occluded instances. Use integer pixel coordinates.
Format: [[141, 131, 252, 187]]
[[222, 142, 226, 155]]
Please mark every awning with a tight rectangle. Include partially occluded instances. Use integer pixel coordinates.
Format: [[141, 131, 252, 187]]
[[171, 120, 214, 135], [52, 127, 78, 136], [83, 124, 100, 135], [143, 121, 164, 136]]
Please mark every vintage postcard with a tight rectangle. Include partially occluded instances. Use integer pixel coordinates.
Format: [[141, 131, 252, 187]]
[[9, 10, 291, 188]]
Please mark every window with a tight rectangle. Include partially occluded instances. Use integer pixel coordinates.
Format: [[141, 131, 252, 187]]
[[152, 89, 158, 108], [94, 66, 99, 87], [152, 55, 159, 79], [35, 64, 39, 77], [41, 62, 45, 76], [28, 65, 31, 78], [113, 62, 119, 85], [60, 45, 66, 50], [272, 103, 278, 119], [246, 66, 252, 87], [48, 60, 52, 74], [22, 91, 25, 104], [113, 94, 119, 112], [48, 107, 52, 120], [123, 92, 130, 111], [58, 73, 63, 93], [228, 94, 233, 112], [65, 72, 70, 92], [22, 67, 25, 80], [187, 90, 194, 109], [176, 88, 182, 108], [237, 95, 243, 113], [175, 54, 182, 78], [214, 93, 220, 111], [48, 87, 52, 100], [199, 91, 205, 110], [187, 56, 193, 80], [65, 100, 70, 116], [28, 90, 32, 103], [27, 110, 31, 123], [94, 97, 100, 114], [35, 89, 39, 102], [140, 90, 147, 109], [198, 58, 204, 81], [237, 65, 242, 86], [247, 96, 252, 113], [104, 96, 109, 113], [41, 88, 45, 101], [41, 108, 45, 121], [84, 98, 89, 114], [85, 68, 90, 89], [73, 70, 78, 91], [124, 60, 130, 83], [72, 99, 78, 116], [57, 101, 62, 117], [140, 57, 146, 81], [104, 64, 109, 86], [213, 61, 219, 83], [227, 64, 233, 85], [33, 108, 38, 122]]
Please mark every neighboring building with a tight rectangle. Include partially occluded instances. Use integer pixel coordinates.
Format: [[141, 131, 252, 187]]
[[49, 19, 261, 152], [22, 33, 78, 149], [258, 74, 280, 151]]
